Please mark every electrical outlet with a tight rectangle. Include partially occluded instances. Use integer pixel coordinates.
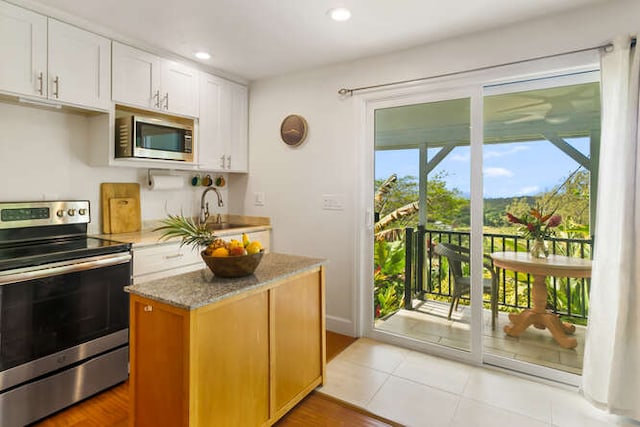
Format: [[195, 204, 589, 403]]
[[322, 194, 343, 210], [254, 192, 265, 206]]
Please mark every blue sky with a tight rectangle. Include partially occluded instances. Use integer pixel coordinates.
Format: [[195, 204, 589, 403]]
[[375, 138, 590, 198]]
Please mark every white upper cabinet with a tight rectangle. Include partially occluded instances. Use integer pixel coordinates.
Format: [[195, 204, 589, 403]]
[[0, 1, 47, 97], [161, 60, 199, 117], [0, 2, 110, 110], [111, 42, 161, 110], [227, 82, 248, 172], [198, 72, 248, 172], [198, 73, 224, 170], [48, 19, 111, 110], [112, 42, 199, 117]]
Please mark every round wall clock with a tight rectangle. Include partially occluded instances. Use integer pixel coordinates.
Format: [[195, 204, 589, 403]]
[[280, 114, 308, 146]]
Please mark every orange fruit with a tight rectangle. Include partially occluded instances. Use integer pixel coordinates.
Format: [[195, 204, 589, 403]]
[[211, 247, 229, 257]]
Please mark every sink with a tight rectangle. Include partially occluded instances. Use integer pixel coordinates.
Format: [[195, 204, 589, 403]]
[[206, 223, 249, 230]]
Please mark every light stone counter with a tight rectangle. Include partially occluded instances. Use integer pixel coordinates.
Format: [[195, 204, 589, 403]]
[[93, 215, 271, 248], [124, 253, 325, 310]]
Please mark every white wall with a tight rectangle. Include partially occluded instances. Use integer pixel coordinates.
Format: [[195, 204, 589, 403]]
[[232, 0, 640, 336], [0, 102, 228, 234]]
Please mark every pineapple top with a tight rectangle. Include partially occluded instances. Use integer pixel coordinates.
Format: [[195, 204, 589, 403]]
[[154, 214, 217, 248]]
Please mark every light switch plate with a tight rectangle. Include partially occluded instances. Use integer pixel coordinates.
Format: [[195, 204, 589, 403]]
[[322, 194, 343, 210], [254, 192, 265, 206]]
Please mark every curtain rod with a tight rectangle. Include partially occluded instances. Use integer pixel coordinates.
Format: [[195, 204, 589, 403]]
[[337, 43, 616, 96]]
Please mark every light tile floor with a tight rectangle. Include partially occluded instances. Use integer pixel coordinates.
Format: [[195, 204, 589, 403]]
[[318, 337, 639, 427], [376, 300, 585, 374]]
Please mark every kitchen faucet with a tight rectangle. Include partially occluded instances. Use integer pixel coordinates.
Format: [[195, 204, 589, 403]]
[[200, 187, 224, 224]]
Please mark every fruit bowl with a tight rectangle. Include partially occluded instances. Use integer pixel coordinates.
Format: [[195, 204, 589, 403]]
[[201, 250, 264, 278]]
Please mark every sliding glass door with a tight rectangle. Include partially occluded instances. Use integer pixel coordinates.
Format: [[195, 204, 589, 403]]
[[368, 88, 480, 361], [362, 67, 600, 383]]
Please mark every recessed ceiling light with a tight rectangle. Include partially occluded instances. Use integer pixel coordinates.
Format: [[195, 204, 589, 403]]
[[328, 7, 351, 22], [194, 51, 211, 60]]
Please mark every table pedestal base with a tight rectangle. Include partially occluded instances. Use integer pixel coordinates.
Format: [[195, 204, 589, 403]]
[[504, 310, 577, 349]]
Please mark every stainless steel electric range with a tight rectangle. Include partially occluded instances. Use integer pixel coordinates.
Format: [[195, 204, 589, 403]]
[[0, 200, 131, 426]]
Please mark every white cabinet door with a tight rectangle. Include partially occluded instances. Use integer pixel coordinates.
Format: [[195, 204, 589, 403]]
[[161, 60, 199, 117], [198, 72, 225, 170], [0, 1, 47, 97], [48, 19, 111, 110], [112, 41, 161, 109], [198, 74, 248, 172], [227, 82, 248, 172]]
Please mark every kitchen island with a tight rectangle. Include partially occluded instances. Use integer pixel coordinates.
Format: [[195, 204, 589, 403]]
[[125, 253, 326, 427]]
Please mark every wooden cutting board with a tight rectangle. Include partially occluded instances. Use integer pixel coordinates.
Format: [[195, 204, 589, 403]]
[[109, 197, 141, 234], [101, 183, 141, 233]]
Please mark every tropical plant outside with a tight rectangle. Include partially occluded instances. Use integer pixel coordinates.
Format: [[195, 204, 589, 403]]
[[373, 163, 592, 322]]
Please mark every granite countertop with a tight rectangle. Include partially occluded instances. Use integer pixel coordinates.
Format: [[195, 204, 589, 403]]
[[94, 215, 272, 247], [124, 253, 325, 310]]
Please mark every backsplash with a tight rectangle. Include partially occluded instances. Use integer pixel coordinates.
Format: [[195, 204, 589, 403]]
[[0, 102, 229, 234]]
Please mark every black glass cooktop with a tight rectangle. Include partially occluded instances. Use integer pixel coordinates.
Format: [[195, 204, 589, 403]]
[[0, 237, 131, 272]]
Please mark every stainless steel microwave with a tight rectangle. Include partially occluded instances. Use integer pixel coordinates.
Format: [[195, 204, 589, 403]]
[[115, 115, 194, 162]]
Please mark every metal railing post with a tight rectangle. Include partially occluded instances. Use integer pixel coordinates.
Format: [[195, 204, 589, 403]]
[[404, 227, 414, 310], [416, 225, 425, 300]]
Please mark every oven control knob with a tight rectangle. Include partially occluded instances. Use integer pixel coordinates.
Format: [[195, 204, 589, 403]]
[[67, 209, 76, 216], [56, 209, 65, 217], [79, 208, 87, 216]]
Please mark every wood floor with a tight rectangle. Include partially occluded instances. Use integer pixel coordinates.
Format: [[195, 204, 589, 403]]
[[33, 332, 398, 427]]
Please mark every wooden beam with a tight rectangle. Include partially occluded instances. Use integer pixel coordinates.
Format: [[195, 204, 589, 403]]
[[543, 133, 591, 171]]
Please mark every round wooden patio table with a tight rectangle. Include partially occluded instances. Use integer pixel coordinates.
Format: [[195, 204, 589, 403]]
[[490, 252, 592, 349]]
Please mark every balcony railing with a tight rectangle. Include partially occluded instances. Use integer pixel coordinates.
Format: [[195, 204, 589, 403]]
[[404, 227, 592, 322]]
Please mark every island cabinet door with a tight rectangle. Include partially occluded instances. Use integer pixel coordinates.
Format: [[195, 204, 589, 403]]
[[129, 296, 190, 427], [191, 291, 270, 427], [270, 268, 326, 421]]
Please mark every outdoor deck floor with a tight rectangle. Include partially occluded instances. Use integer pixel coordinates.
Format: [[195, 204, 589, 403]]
[[375, 299, 584, 375]]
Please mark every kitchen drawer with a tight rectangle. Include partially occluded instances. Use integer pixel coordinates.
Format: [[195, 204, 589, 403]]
[[133, 242, 203, 282]]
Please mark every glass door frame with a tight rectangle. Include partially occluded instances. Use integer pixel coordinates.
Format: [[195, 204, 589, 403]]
[[358, 82, 485, 367], [356, 50, 601, 384]]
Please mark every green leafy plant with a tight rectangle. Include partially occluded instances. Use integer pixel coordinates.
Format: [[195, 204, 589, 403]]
[[154, 214, 217, 248]]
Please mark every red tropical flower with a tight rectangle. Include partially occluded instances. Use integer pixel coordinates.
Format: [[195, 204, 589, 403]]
[[506, 205, 561, 240]]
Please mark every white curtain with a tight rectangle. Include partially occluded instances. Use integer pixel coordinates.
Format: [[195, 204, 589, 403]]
[[582, 35, 640, 420]]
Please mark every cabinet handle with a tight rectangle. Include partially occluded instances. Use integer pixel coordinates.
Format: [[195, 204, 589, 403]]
[[226, 155, 231, 169], [53, 76, 60, 98], [220, 155, 226, 169], [37, 72, 44, 95], [143, 305, 153, 312], [164, 253, 184, 260], [154, 90, 160, 108], [163, 92, 169, 110]]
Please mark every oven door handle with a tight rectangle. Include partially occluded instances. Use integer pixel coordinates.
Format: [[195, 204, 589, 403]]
[[0, 253, 132, 286]]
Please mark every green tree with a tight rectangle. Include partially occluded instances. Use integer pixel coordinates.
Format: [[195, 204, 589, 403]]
[[374, 171, 469, 233], [504, 169, 591, 237], [539, 170, 590, 229]]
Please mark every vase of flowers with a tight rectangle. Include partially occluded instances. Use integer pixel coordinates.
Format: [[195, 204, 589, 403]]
[[506, 206, 562, 258]]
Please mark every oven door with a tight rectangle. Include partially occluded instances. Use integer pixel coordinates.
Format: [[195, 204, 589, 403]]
[[0, 252, 131, 391]]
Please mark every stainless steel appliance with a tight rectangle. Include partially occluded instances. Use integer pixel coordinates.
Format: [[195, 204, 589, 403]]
[[0, 201, 131, 426], [115, 114, 194, 162]]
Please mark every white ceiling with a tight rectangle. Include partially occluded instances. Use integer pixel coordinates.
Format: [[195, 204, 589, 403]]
[[28, 0, 609, 81]]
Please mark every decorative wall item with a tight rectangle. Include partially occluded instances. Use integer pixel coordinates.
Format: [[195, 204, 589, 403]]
[[280, 114, 308, 146]]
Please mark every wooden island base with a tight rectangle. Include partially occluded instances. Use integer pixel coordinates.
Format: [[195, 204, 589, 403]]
[[127, 254, 326, 427]]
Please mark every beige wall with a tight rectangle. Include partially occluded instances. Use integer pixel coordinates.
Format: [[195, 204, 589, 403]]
[[0, 102, 229, 234], [234, 0, 640, 335]]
